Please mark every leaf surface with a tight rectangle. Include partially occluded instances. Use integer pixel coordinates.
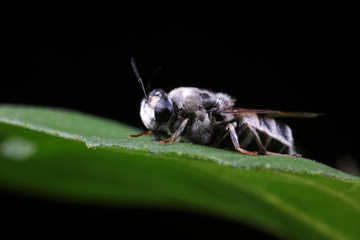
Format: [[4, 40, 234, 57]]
[[0, 105, 359, 240]]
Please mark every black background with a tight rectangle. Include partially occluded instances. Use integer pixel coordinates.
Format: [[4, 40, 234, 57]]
[[2, 12, 358, 237]]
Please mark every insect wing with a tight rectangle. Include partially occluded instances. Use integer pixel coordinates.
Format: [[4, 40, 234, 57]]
[[220, 108, 321, 118]]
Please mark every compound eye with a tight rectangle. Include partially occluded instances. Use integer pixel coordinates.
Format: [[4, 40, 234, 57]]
[[155, 97, 173, 123]]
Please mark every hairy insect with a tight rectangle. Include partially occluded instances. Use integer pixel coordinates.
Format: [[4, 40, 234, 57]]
[[128, 58, 319, 157]]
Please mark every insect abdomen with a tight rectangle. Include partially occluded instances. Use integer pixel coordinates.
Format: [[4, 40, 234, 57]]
[[237, 115, 295, 154]]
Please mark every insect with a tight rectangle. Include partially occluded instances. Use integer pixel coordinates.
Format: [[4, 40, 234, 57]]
[[128, 58, 319, 157]]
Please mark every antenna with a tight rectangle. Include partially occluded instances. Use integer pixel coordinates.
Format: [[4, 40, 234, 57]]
[[148, 66, 162, 95], [131, 57, 148, 101]]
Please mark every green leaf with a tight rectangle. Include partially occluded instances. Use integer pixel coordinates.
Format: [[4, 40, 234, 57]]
[[0, 105, 359, 240]]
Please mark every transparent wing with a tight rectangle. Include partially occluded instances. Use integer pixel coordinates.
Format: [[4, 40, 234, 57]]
[[220, 108, 322, 118]]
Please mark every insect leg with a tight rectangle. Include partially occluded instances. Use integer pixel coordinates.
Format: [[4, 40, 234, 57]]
[[227, 123, 258, 156], [160, 118, 189, 144], [128, 130, 153, 138], [243, 122, 300, 157], [263, 151, 301, 157], [242, 122, 267, 154]]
